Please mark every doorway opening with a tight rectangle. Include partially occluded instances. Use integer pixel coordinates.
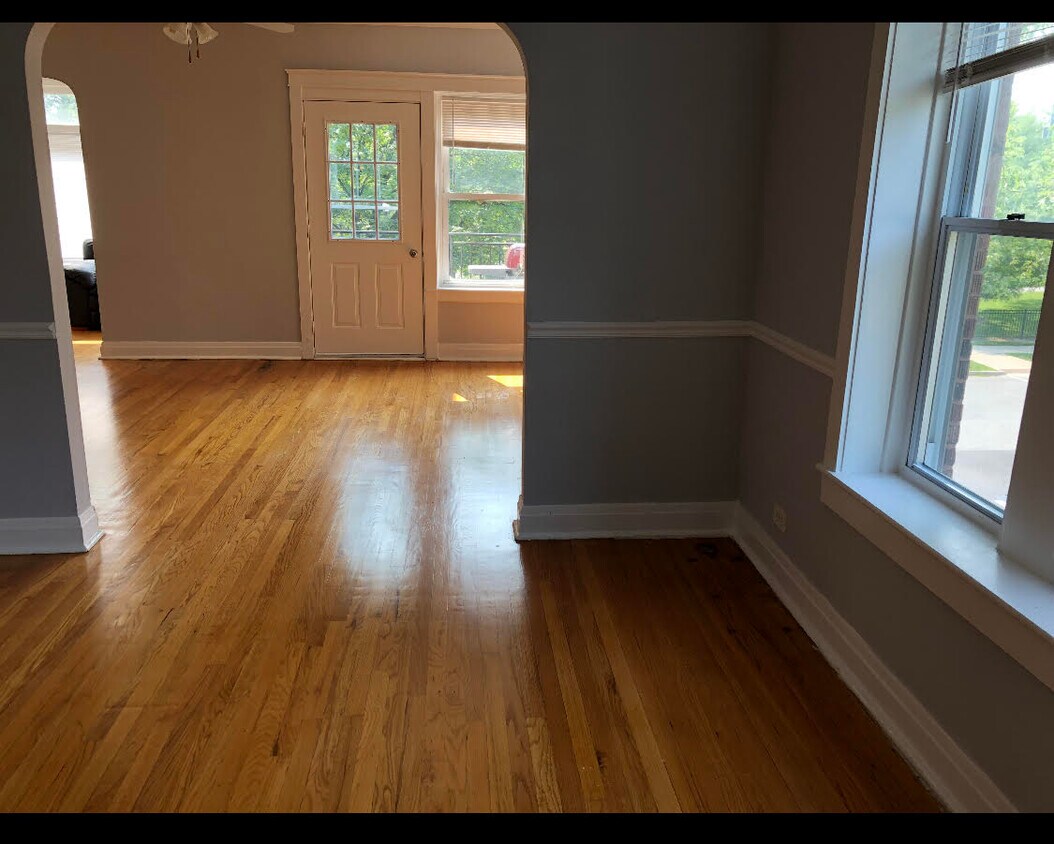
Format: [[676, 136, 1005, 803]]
[[21, 23, 528, 556], [42, 78, 100, 350]]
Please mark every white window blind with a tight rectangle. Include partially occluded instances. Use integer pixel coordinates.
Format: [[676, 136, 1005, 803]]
[[441, 98, 526, 150], [943, 22, 1054, 90]]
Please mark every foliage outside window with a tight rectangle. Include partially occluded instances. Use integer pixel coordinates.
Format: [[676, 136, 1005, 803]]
[[440, 97, 526, 288], [910, 23, 1054, 516], [43, 93, 78, 126]]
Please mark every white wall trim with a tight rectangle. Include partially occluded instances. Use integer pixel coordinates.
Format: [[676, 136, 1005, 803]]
[[437, 341, 523, 361], [821, 470, 1054, 694], [526, 319, 750, 340], [750, 320, 837, 378], [0, 505, 102, 555], [0, 321, 56, 340], [514, 498, 736, 540], [525, 319, 836, 378], [25, 23, 95, 523], [731, 505, 1015, 813], [100, 341, 303, 360]]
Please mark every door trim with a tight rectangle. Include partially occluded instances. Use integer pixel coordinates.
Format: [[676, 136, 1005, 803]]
[[287, 69, 526, 360]]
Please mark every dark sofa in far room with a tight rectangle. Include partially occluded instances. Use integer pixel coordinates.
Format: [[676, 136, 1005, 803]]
[[64, 238, 100, 330]]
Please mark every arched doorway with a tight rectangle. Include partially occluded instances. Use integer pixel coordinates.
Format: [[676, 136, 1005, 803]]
[[14, 22, 528, 554]]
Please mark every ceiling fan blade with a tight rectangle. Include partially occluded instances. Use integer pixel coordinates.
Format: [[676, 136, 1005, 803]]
[[246, 22, 295, 34], [162, 22, 192, 45]]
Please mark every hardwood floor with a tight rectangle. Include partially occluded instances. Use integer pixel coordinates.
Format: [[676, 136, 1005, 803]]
[[0, 343, 941, 812]]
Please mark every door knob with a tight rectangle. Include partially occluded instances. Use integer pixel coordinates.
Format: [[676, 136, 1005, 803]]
[[408, 248, 419, 258]]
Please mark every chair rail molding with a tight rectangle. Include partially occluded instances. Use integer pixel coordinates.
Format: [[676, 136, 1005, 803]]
[[525, 320, 837, 379], [0, 321, 57, 339]]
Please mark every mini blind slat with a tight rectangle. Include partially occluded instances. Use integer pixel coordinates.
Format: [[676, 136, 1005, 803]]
[[441, 98, 526, 150], [943, 22, 1054, 90]]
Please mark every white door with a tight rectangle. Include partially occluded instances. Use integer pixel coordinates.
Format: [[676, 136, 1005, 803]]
[[304, 101, 424, 355]]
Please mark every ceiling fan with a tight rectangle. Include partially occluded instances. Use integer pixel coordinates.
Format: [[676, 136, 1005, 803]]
[[162, 22, 295, 63]]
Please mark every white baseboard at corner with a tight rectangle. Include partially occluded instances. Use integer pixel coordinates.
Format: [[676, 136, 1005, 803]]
[[0, 506, 102, 555], [513, 498, 735, 540], [730, 505, 1015, 813], [436, 342, 523, 362], [511, 495, 1014, 811], [100, 340, 303, 360]]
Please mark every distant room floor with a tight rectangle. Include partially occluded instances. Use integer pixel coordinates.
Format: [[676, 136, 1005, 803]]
[[0, 348, 940, 811]]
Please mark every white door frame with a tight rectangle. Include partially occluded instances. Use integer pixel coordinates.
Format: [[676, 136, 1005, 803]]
[[287, 69, 526, 360]]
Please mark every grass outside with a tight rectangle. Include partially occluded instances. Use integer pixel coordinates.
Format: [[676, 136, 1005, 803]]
[[1008, 352, 1034, 362], [978, 291, 1044, 311], [969, 360, 997, 373]]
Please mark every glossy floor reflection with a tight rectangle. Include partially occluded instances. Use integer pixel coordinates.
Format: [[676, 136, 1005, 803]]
[[0, 347, 940, 811]]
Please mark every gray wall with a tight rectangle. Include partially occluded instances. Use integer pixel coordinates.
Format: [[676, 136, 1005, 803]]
[[41, 23, 524, 345], [740, 22, 1054, 811], [0, 23, 82, 520], [6, 20, 1053, 810], [513, 22, 770, 324], [509, 22, 771, 505]]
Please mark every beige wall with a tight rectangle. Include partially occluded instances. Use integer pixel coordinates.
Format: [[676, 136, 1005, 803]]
[[438, 301, 523, 344], [42, 23, 524, 346]]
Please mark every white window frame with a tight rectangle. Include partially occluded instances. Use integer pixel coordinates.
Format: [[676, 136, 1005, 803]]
[[821, 22, 1054, 694], [907, 216, 1054, 521], [437, 100, 526, 292]]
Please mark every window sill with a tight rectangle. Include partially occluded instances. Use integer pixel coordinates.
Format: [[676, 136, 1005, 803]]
[[437, 286, 524, 304], [820, 469, 1054, 692]]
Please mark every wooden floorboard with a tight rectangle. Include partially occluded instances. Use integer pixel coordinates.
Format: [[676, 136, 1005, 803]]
[[0, 341, 941, 812]]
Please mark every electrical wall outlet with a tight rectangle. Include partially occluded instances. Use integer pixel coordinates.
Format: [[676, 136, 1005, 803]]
[[772, 503, 788, 533]]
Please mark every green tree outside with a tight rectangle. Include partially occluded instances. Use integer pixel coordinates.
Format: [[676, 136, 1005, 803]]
[[983, 102, 1054, 300]]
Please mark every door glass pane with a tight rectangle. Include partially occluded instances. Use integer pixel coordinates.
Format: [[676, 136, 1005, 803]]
[[330, 202, 354, 239], [377, 164, 398, 201], [378, 204, 400, 241], [447, 200, 525, 281], [352, 123, 374, 161], [916, 229, 1051, 509], [354, 205, 377, 239], [328, 123, 350, 161], [329, 163, 352, 200], [352, 163, 375, 200], [376, 124, 398, 162]]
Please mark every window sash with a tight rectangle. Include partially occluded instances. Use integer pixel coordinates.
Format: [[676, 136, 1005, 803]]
[[908, 216, 1054, 519], [438, 146, 525, 288]]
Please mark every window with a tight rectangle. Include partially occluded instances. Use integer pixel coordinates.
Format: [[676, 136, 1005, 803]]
[[42, 78, 91, 261], [439, 97, 526, 288], [910, 23, 1054, 518], [326, 122, 400, 241]]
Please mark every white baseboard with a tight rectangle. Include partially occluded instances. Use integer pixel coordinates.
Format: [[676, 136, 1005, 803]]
[[100, 340, 303, 360], [0, 506, 102, 554], [513, 498, 735, 540], [731, 505, 1015, 813], [436, 342, 523, 362]]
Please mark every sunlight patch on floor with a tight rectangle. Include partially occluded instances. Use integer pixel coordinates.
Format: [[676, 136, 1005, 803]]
[[487, 374, 523, 388], [452, 393, 469, 402]]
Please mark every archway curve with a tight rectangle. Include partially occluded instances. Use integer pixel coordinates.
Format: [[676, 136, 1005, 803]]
[[22, 22, 97, 549], [19, 22, 529, 552]]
